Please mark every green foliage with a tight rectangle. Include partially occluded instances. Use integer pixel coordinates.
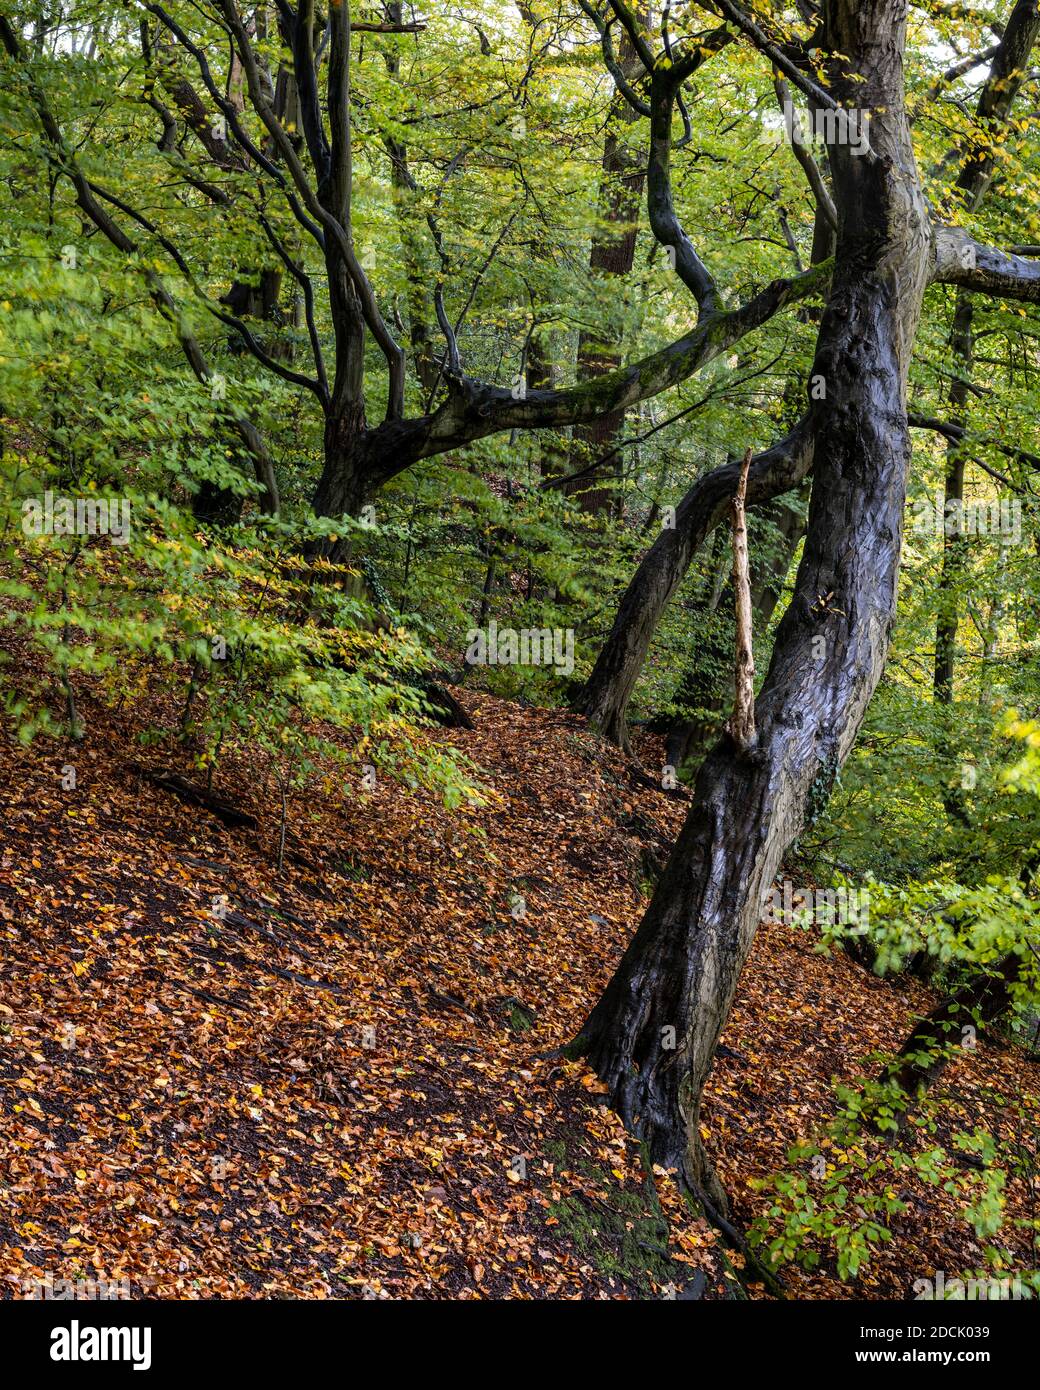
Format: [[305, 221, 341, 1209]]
[[750, 1079, 1040, 1288], [816, 874, 1040, 992]]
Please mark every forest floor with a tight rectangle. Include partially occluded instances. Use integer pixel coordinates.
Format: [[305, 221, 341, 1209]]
[[1, 655, 1038, 1300]]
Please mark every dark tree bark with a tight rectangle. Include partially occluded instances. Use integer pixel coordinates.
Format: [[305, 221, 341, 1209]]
[[576, 187, 827, 751], [578, 422, 815, 748], [574, 0, 934, 1211]]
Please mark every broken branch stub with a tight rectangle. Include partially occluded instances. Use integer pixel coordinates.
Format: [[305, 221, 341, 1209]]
[[728, 447, 757, 752]]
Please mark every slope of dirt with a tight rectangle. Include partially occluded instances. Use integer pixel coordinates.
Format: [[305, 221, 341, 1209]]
[[0, 667, 1036, 1299]]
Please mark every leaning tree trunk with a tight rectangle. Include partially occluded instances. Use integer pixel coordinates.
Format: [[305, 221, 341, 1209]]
[[658, 490, 808, 776], [578, 423, 814, 748], [574, 0, 932, 1211]]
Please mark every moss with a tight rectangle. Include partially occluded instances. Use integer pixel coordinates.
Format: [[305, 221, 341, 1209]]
[[506, 1001, 535, 1033], [539, 1129, 756, 1300], [542, 1132, 690, 1296]]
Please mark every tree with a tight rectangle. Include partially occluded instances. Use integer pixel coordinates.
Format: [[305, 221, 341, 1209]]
[[572, 0, 1040, 1215], [0, 1, 833, 557], [578, 0, 1040, 750], [6, 0, 1040, 1238]]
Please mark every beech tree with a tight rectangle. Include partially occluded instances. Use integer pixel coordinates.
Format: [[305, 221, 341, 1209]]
[[573, 0, 1040, 1213], [1, 1, 836, 550]]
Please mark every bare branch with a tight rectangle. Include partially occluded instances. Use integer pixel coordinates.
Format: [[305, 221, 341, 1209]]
[[932, 227, 1040, 301], [928, 43, 1001, 99], [214, 0, 406, 419], [87, 180, 327, 401], [728, 447, 757, 752], [773, 76, 837, 233]]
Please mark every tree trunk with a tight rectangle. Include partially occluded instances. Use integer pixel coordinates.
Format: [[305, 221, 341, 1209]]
[[310, 405, 371, 561], [576, 201, 832, 748], [578, 424, 814, 748], [574, 0, 932, 1211]]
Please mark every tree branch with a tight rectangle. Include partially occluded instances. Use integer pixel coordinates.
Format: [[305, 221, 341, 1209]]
[[909, 411, 1040, 491], [706, 0, 837, 111], [644, 70, 719, 312], [931, 227, 1040, 301], [363, 260, 832, 484], [953, 0, 1040, 207], [0, 13, 281, 512], [215, 0, 405, 420], [577, 3, 651, 115], [87, 181, 328, 402], [773, 75, 837, 233]]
